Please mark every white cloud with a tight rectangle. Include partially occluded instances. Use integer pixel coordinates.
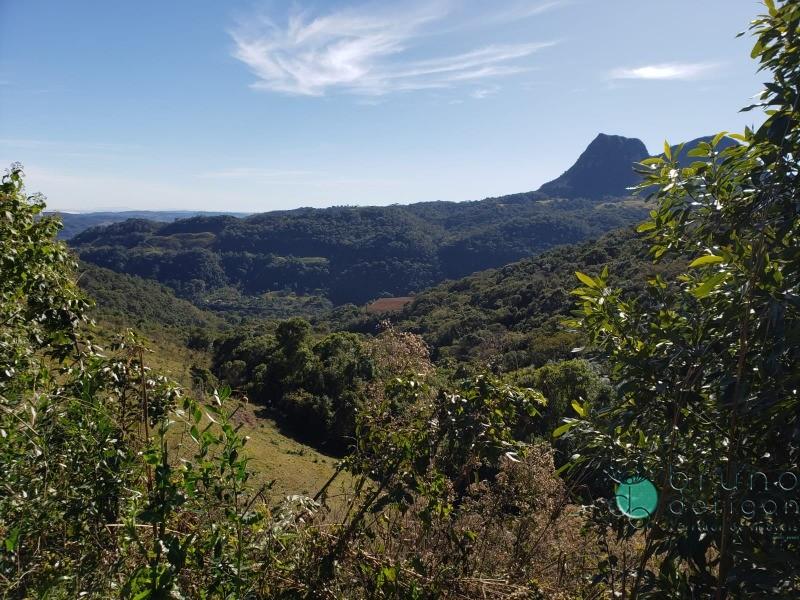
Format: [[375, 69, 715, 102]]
[[610, 62, 720, 81], [231, 2, 555, 96], [471, 85, 499, 99], [492, 0, 569, 21]]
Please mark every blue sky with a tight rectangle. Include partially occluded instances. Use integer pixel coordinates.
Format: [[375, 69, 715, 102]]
[[0, 0, 767, 212]]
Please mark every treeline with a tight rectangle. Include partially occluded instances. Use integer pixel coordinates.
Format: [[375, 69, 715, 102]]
[[51, 210, 249, 240], [70, 195, 648, 306], [208, 311, 614, 458]]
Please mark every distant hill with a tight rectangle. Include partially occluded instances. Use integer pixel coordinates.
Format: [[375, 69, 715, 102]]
[[537, 133, 650, 199], [71, 196, 648, 307], [49, 210, 249, 239], [69, 133, 660, 307]]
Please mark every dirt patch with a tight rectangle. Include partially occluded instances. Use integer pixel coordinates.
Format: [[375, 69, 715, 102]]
[[366, 296, 413, 314], [231, 403, 259, 427]]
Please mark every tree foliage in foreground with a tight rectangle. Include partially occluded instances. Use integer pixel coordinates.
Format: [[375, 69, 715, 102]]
[[561, 2, 800, 597], [0, 165, 266, 597]]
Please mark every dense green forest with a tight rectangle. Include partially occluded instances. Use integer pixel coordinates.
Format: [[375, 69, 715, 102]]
[[327, 228, 679, 370], [2, 2, 798, 598], [70, 193, 649, 307], [79, 260, 333, 326]]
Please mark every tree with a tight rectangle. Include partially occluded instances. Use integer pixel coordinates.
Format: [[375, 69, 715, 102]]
[[508, 359, 610, 435], [0, 164, 90, 390], [561, 2, 800, 597], [275, 317, 312, 354], [0, 166, 263, 597]]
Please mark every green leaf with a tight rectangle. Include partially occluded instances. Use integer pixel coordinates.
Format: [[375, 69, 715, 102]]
[[4, 527, 19, 552], [691, 272, 729, 299], [689, 255, 725, 268], [653, 245, 667, 259], [381, 566, 397, 583], [555, 462, 573, 476], [638, 157, 664, 166], [575, 271, 597, 288], [636, 221, 656, 232], [687, 147, 710, 158], [751, 39, 764, 59], [571, 399, 587, 418], [553, 422, 575, 438]]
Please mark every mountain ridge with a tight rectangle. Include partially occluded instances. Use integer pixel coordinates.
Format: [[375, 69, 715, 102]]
[[537, 133, 650, 200]]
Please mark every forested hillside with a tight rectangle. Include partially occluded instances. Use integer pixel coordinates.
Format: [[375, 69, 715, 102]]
[[51, 209, 249, 239], [71, 198, 649, 311], [78, 261, 224, 332], [328, 227, 681, 369]]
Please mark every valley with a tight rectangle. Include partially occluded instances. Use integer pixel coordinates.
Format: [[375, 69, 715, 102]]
[[2, 2, 796, 595]]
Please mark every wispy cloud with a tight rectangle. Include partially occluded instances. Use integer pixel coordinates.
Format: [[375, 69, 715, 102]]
[[471, 85, 499, 99], [230, 2, 556, 96], [610, 62, 720, 81], [490, 0, 570, 22]]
